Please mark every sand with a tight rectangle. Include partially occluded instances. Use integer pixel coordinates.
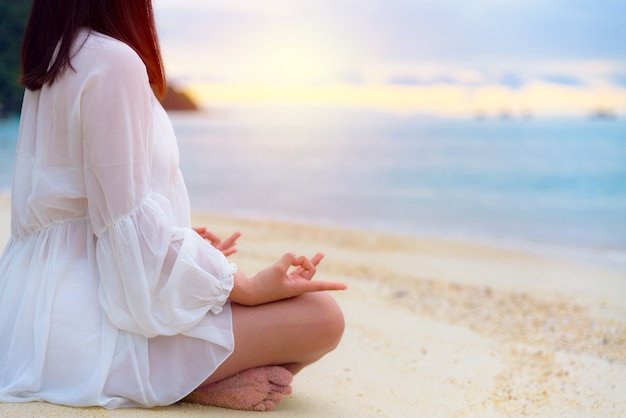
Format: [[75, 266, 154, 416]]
[[0, 194, 624, 417]]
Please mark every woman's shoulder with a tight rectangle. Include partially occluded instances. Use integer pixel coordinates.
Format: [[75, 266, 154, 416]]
[[74, 29, 147, 79]]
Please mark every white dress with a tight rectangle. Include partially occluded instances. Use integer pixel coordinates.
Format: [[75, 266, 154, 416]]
[[0, 30, 236, 409]]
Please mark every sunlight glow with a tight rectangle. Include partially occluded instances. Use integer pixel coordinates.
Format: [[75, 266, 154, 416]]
[[153, 1, 626, 117], [187, 81, 626, 117], [247, 39, 338, 85]]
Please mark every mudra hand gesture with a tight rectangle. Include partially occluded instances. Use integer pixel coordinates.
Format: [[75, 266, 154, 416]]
[[232, 252, 347, 306], [193, 227, 241, 257]]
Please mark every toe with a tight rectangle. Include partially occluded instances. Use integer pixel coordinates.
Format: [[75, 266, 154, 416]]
[[266, 366, 293, 386]]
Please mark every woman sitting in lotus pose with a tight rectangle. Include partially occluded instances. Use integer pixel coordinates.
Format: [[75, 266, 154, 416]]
[[0, 0, 346, 411]]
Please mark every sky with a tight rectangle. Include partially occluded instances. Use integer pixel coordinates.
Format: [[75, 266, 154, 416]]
[[153, 0, 626, 116]]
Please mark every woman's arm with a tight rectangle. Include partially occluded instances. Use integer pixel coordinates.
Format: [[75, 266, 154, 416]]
[[80, 38, 235, 337]]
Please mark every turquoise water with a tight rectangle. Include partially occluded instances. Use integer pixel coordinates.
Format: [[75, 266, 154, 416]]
[[0, 117, 19, 193], [1, 107, 626, 267]]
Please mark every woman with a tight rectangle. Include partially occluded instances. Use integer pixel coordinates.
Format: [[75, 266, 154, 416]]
[[0, 0, 346, 412]]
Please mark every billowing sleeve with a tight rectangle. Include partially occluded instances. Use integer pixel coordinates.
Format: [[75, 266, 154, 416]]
[[80, 39, 235, 338]]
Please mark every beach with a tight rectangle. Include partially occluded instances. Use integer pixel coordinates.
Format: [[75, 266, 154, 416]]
[[0, 194, 625, 417]]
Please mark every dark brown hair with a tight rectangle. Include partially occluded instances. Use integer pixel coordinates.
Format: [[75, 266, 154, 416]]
[[20, 0, 166, 98]]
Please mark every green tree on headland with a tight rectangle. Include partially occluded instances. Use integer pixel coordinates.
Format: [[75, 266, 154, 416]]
[[0, 0, 30, 117]]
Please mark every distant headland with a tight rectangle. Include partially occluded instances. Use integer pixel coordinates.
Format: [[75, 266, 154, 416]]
[[588, 107, 617, 120], [160, 86, 199, 111]]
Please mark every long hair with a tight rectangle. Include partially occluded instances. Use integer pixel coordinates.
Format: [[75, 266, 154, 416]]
[[20, 0, 166, 98]]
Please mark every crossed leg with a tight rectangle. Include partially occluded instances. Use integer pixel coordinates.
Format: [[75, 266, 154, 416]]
[[184, 292, 345, 411]]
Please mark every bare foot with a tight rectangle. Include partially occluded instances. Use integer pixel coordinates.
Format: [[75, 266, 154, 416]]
[[183, 366, 293, 411]]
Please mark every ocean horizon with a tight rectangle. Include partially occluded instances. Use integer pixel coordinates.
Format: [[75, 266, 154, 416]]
[[1, 106, 625, 270]]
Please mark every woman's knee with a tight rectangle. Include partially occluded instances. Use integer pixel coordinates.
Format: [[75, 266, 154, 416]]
[[298, 292, 345, 352]]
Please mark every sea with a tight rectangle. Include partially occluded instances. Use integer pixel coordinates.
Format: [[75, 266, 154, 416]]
[[1, 106, 625, 270]]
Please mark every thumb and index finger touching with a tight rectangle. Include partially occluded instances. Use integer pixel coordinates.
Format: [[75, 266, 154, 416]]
[[278, 252, 323, 271], [278, 252, 347, 291]]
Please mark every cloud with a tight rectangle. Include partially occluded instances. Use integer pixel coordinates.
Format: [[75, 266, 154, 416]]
[[335, 72, 366, 85], [499, 74, 525, 90], [152, 0, 626, 114], [155, 0, 626, 71], [187, 80, 626, 117], [540, 75, 584, 87], [387, 76, 424, 86]]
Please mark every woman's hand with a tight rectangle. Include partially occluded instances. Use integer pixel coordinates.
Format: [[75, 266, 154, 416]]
[[230, 252, 347, 306], [193, 227, 241, 257]]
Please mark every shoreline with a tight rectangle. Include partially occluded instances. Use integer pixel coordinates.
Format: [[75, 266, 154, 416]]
[[190, 210, 626, 311], [195, 206, 626, 275], [0, 192, 624, 302], [1, 195, 626, 417], [1, 188, 624, 273]]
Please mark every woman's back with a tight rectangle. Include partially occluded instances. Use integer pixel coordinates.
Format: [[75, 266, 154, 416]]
[[13, 30, 151, 238], [0, 30, 237, 409]]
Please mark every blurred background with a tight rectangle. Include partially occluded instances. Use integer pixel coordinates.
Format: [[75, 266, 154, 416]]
[[153, 0, 626, 117], [1, 0, 625, 269]]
